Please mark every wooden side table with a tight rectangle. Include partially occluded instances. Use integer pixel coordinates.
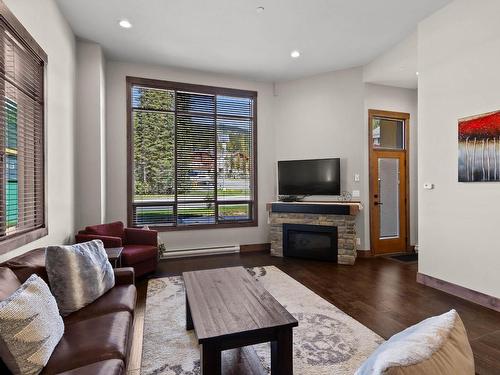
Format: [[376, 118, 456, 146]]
[[105, 247, 124, 268]]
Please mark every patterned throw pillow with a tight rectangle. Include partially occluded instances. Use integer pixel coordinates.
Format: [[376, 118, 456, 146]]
[[0, 274, 64, 375], [45, 240, 115, 316]]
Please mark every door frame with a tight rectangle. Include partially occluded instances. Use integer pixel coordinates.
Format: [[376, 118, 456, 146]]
[[368, 109, 411, 255]]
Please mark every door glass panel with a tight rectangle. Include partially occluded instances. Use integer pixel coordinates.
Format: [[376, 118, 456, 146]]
[[372, 117, 404, 149], [378, 158, 400, 239]]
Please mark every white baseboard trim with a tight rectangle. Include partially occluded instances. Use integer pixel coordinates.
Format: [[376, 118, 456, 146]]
[[160, 245, 240, 259]]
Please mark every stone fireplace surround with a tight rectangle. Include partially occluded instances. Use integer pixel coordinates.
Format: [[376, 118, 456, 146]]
[[267, 202, 362, 265]]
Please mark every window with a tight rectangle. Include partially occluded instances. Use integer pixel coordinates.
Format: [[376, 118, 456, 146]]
[[0, 4, 47, 252], [372, 117, 405, 149], [127, 77, 257, 230]]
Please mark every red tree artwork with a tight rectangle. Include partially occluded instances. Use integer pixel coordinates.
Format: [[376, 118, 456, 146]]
[[458, 111, 500, 182]]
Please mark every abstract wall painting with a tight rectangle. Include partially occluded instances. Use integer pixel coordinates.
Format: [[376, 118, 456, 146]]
[[458, 111, 500, 182]]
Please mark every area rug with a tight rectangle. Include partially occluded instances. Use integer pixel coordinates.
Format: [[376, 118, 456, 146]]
[[141, 266, 383, 374]]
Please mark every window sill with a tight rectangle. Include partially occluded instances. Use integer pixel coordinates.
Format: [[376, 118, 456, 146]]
[[145, 220, 258, 232], [0, 227, 48, 255]]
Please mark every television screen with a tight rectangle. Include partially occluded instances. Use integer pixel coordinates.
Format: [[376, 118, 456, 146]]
[[278, 158, 340, 196]]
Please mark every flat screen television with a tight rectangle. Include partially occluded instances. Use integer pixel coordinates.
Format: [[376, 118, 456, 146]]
[[278, 158, 341, 196]]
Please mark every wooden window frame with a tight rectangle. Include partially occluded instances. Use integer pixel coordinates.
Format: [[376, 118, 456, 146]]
[[0, 2, 48, 255], [126, 76, 258, 231]]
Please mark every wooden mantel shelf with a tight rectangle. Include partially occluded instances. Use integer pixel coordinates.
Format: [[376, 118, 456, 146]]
[[266, 201, 363, 216]]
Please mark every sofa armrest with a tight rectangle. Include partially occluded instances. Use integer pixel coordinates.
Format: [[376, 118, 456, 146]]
[[114, 267, 135, 286], [124, 228, 158, 246], [75, 233, 123, 248]]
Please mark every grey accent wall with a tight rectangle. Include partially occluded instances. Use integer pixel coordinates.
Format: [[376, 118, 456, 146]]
[[272, 68, 368, 248]]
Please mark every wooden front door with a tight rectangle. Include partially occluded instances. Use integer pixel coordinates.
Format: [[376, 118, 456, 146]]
[[370, 151, 407, 254], [369, 110, 410, 255]]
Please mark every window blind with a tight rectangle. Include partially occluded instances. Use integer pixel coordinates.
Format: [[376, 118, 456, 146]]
[[0, 18, 45, 240], [129, 78, 257, 229]]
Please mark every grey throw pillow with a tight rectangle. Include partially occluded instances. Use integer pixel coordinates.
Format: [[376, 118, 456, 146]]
[[45, 240, 115, 316], [0, 274, 64, 375]]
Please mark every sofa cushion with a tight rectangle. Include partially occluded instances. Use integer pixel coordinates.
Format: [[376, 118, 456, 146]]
[[113, 268, 135, 286], [355, 309, 474, 375], [0, 274, 64, 375], [0, 268, 21, 301], [122, 245, 157, 265], [64, 285, 136, 325], [46, 240, 115, 316], [85, 221, 125, 240], [51, 359, 124, 375], [43, 311, 132, 374], [1, 248, 47, 283]]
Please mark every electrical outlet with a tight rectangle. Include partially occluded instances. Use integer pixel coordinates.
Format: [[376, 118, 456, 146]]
[[354, 173, 360, 182], [356, 238, 361, 246]]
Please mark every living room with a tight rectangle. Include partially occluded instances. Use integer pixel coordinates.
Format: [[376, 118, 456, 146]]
[[0, 0, 499, 374]]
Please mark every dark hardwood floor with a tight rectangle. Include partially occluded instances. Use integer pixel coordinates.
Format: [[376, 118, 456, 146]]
[[128, 252, 500, 375]]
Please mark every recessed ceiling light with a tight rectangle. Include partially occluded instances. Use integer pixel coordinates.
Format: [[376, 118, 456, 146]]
[[256, 6, 265, 13], [290, 50, 301, 58], [119, 19, 132, 29]]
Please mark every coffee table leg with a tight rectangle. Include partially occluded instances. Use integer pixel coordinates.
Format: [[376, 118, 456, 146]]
[[271, 327, 293, 375], [201, 343, 221, 375], [186, 295, 194, 331]]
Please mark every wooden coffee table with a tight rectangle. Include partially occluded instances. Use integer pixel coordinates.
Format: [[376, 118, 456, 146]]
[[183, 267, 298, 375]]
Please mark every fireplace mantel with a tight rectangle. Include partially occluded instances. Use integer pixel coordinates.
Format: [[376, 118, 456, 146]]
[[267, 201, 362, 265], [266, 201, 362, 215]]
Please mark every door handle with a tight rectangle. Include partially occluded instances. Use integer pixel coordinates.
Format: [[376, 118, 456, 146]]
[[377, 178, 383, 206]]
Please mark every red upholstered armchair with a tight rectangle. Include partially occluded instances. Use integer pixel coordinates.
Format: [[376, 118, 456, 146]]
[[76, 221, 158, 277]]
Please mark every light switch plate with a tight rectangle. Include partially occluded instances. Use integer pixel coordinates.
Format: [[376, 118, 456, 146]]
[[354, 173, 360, 182], [352, 190, 360, 197]]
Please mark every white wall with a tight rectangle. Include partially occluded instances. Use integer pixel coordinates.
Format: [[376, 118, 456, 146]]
[[0, 0, 76, 262], [363, 31, 418, 90], [273, 68, 368, 248], [75, 41, 106, 229], [105, 61, 275, 250], [364, 83, 418, 245], [418, 0, 500, 298]]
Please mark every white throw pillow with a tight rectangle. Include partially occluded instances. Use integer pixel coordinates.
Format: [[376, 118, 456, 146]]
[[355, 309, 474, 375], [45, 240, 115, 316], [0, 274, 64, 375]]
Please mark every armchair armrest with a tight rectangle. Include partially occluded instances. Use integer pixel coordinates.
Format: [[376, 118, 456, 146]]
[[114, 267, 135, 286], [75, 233, 123, 248], [124, 227, 158, 246]]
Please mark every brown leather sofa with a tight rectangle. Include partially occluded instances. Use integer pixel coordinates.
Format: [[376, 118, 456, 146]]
[[0, 248, 137, 375]]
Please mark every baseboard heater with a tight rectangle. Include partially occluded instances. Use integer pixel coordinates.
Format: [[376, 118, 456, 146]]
[[160, 245, 240, 259]]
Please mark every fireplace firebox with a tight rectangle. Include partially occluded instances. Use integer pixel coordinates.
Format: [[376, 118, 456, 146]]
[[282, 223, 338, 262]]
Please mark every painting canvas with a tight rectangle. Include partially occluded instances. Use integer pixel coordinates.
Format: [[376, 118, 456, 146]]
[[458, 111, 500, 182]]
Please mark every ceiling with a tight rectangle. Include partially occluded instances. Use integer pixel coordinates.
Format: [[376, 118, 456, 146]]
[[56, 0, 450, 82]]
